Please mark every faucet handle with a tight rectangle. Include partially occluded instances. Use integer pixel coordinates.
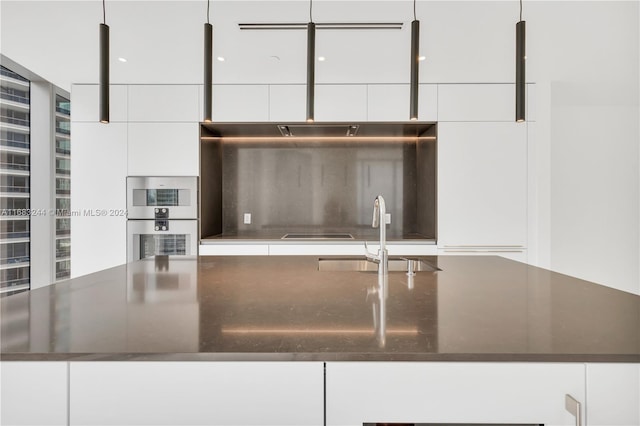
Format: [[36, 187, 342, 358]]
[[364, 241, 380, 262]]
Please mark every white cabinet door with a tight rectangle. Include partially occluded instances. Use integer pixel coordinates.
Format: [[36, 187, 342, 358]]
[[326, 362, 584, 425], [71, 122, 127, 277], [1, 361, 68, 426], [269, 244, 365, 256], [367, 84, 437, 121], [269, 84, 306, 122], [438, 122, 527, 248], [71, 84, 128, 122], [199, 243, 270, 255], [127, 122, 199, 176], [586, 363, 640, 426], [128, 85, 199, 122], [438, 247, 528, 263], [212, 84, 269, 121], [315, 84, 367, 121], [268, 243, 437, 256], [70, 361, 323, 426], [438, 83, 514, 122]]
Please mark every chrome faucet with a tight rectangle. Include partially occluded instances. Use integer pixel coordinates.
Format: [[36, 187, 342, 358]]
[[365, 195, 389, 276]]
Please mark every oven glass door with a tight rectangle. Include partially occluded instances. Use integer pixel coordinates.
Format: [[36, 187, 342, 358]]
[[127, 176, 198, 219], [140, 234, 187, 258], [127, 220, 198, 262]]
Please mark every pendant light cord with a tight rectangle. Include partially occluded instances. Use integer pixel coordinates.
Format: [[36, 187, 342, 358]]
[[519, 0, 523, 21], [102, 0, 106, 24], [207, 0, 211, 24], [309, 0, 313, 23], [413, 0, 417, 21]]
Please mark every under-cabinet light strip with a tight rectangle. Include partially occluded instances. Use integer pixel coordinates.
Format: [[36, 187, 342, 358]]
[[222, 327, 418, 335], [200, 136, 437, 142]]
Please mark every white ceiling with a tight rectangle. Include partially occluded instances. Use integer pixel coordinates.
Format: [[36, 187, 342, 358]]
[[0, 0, 525, 90], [1, 1, 638, 95]]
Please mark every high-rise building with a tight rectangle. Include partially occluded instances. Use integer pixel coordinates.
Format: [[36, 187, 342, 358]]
[[54, 94, 70, 280], [0, 65, 31, 294]]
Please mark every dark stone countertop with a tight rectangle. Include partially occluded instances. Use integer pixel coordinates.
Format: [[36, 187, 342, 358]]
[[1, 255, 639, 362]]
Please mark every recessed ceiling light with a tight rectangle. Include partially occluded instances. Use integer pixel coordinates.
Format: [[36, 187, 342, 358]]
[[418, 56, 426, 61], [118, 57, 127, 63], [217, 56, 225, 62], [318, 56, 326, 62]]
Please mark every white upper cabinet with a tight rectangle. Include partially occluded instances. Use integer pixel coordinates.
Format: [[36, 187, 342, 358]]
[[315, 84, 367, 121], [71, 84, 127, 122], [438, 83, 515, 122], [269, 84, 306, 122], [212, 84, 269, 121], [71, 122, 127, 277], [438, 121, 528, 247], [527, 83, 536, 122], [127, 123, 199, 176], [128, 85, 199, 122], [367, 84, 438, 121]]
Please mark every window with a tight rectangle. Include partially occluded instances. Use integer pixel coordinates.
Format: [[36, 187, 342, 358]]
[[0, 65, 30, 294], [55, 218, 70, 236], [55, 158, 70, 175], [1, 65, 71, 292], [55, 260, 70, 279], [56, 197, 70, 211], [0, 220, 29, 238]]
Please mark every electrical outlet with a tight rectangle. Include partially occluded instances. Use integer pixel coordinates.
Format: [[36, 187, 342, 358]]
[[243, 213, 251, 224], [385, 213, 391, 224]]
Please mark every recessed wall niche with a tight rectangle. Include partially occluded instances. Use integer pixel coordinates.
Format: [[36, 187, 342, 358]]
[[200, 123, 436, 241]]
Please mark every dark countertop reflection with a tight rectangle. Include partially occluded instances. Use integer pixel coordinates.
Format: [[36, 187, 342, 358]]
[[1, 256, 639, 362]]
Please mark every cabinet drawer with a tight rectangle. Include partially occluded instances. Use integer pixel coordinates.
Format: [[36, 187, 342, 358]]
[[327, 362, 584, 425], [199, 244, 269, 255], [70, 362, 323, 425]]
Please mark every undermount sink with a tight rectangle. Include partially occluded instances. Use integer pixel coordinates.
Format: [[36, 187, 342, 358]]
[[318, 257, 440, 272]]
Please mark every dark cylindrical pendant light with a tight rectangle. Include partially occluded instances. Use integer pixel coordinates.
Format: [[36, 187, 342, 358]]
[[204, 22, 213, 122], [99, 23, 109, 124], [515, 18, 526, 121], [306, 22, 316, 122], [410, 19, 420, 121]]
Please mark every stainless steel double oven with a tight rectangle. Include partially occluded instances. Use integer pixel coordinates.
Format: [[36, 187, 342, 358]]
[[126, 176, 198, 262]]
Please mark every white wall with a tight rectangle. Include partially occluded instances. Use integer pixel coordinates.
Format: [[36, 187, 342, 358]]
[[528, 2, 639, 294]]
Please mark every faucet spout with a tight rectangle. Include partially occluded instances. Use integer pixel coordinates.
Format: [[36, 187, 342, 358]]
[[365, 195, 388, 276]]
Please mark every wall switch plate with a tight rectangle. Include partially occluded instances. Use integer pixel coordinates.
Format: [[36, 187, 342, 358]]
[[243, 213, 251, 224], [385, 213, 391, 224]]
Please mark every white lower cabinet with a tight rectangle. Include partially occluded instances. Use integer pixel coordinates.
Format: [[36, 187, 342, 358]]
[[2, 361, 638, 425], [200, 243, 437, 257], [199, 243, 270, 255], [0, 362, 69, 426], [438, 247, 528, 263], [326, 362, 585, 425], [69, 361, 323, 426], [585, 363, 640, 426]]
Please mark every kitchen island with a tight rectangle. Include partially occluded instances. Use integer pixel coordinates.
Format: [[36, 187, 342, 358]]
[[2, 255, 639, 425]]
